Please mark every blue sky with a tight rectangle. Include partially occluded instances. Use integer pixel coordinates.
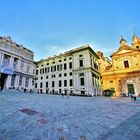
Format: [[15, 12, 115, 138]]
[[0, 0, 140, 61]]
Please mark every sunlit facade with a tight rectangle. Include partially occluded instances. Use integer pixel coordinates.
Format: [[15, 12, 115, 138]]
[[97, 34, 140, 96], [35, 45, 101, 96], [0, 36, 35, 91]]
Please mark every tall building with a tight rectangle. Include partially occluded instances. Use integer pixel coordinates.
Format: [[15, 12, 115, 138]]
[[35, 45, 101, 96], [97, 34, 140, 96], [0, 36, 35, 91]]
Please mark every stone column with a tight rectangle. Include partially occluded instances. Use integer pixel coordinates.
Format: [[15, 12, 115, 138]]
[[9, 56, 14, 68], [17, 59, 21, 71], [15, 75, 19, 89], [22, 77, 26, 89], [28, 78, 32, 90], [0, 53, 4, 66], [5, 75, 12, 89]]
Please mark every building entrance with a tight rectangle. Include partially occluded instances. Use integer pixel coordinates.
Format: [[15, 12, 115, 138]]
[[81, 91, 85, 95], [0, 73, 8, 90], [127, 84, 135, 94]]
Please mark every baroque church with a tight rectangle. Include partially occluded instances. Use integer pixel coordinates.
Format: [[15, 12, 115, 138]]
[[97, 34, 140, 96]]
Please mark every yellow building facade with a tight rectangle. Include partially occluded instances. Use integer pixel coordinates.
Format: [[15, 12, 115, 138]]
[[97, 34, 140, 96]]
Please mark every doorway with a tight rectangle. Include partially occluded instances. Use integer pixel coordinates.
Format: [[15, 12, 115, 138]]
[[0, 73, 8, 90], [127, 84, 135, 94], [81, 91, 85, 95]]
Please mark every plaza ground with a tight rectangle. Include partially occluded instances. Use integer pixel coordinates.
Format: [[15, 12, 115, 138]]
[[0, 91, 140, 140]]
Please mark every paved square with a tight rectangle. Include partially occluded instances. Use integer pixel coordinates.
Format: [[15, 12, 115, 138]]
[[0, 92, 140, 140]]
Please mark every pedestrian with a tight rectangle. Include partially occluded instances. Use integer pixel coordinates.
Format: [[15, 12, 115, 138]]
[[24, 88, 26, 93], [133, 95, 136, 101]]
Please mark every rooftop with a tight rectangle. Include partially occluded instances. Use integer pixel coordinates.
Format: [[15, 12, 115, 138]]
[[0, 36, 33, 54]]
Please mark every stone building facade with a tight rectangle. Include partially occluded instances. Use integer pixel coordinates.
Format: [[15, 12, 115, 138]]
[[35, 45, 101, 96], [97, 34, 140, 96], [0, 36, 35, 91]]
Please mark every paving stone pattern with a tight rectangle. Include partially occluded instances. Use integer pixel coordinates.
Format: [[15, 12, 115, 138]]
[[0, 92, 140, 140]]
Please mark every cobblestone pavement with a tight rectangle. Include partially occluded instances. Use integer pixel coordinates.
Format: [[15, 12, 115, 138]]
[[0, 92, 140, 140]]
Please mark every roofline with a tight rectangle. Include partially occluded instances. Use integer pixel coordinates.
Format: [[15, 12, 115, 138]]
[[36, 45, 99, 63], [0, 36, 34, 54]]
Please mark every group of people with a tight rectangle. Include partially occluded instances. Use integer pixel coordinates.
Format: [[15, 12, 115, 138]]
[[61, 91, 70, 98]]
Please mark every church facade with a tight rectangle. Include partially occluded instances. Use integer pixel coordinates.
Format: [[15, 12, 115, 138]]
[[97, 34, 140, 96]]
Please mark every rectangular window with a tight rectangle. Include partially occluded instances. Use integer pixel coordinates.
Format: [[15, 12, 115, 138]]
[[124, 61, 129, 68], [70, 79, 73, 86], [64, 73, 67, 77], [40, 82, 43, 88], [57, 64, 62, 71], [54, 66, 56, 71], [79, 73, 84, 76], [64, 80, 67, 87], [57, 65, 59, 71], [52, 81, 55, 87], [69, 62, 72, 69], [42, 68, 44, 74], [79, 60, 83, 67], [51, 75, 56, 78], [69, 72, 72, 76], [59, 73, 62, 77], [80, 78, 85, 86], [35, 83, 37, 88], [36, 70, 38, 75], [59, 80, 62, 87], [51, 66, 56, 72], [45, 67, 49, 73], [60, 64, 62, 71], [46, 82, 48, 87], [64, 63, 67, 70], [13, 58, 18, 69], [3, 54, 10, 67]]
